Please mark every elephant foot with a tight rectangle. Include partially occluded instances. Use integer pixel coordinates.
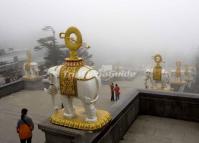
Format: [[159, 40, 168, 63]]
[[85, 116, 97, 122], [63, 112, 75, 118], [54, 106, 59, 111]]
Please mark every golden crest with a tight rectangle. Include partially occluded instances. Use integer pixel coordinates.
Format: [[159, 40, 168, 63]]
[[50, 108, 112, 131], [60, 59, 85, 96], [176, 61, 181, 78], [153, 54, 163, 81], [59, 27, 85, 96], [153, 66, 162, 81], [59, 26, 83, 60]]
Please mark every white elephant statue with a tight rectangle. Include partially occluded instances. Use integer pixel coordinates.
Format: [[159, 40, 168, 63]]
[[44, 65, 101, 122], [23, 62, 39, 79], [145, 68, 170, 90], [31, 62, 39, 77]]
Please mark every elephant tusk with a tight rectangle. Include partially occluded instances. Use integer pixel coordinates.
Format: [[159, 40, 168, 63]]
[[89, 94, 99, 104]]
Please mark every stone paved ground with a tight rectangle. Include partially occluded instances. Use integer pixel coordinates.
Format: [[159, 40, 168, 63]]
[[120, 115, 199, 143], [0, 75, 144, 143]]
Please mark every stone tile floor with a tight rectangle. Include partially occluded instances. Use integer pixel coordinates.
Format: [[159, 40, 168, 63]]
[[120, 115, 199, 143], [4, 77, 199, 143], [4, 75, 199, 143]]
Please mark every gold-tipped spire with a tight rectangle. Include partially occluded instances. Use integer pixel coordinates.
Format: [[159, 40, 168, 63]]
[[59, 26, 82, 60], [176, 61, 181, 79], [26, 49, 32, 64]]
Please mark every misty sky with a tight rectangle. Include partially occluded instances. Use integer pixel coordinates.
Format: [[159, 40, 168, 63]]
[[0, 0, 199, 66]]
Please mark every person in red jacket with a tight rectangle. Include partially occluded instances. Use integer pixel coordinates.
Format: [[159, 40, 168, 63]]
[[17, 108, 34, 143], [114, 84, 120, 101]]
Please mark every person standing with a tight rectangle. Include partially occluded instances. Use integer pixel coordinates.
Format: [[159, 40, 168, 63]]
[[110, 83, 115, 101], [17, 108, 34, 143], [114, 84, 120, 101]]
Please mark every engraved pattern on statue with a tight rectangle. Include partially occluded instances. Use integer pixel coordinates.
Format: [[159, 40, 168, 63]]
[[60, 65, 80, 96]]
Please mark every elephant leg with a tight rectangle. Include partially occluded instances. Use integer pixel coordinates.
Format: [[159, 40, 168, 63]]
[[83, 103, 97, 122], [61, 96, 75, 118], [50, 95, 58, 111]]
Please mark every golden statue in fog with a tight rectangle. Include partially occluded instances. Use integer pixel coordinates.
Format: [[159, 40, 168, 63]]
[[175, 61, 181, 81], [145, 54, 171, 91], [23, 49, 40, 80], [153, 54, 162, 81], [170, 61, 187, 92]]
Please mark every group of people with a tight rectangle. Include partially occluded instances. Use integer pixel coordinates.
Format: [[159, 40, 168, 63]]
[[110, 83, 120, 101]]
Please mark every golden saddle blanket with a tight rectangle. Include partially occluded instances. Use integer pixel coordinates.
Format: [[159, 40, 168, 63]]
[[59, 60, 98, 97]]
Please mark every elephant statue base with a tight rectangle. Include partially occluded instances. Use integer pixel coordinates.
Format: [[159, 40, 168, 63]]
[[170, 70, 187, 92], [170, 80, 186, 92], [49, 107, 111, 131], [23, 76, 41, 81], [150, 82, 171, 91]]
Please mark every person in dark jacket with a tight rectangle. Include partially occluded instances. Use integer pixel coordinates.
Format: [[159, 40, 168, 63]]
[[110, 83, 115, 101], [16, 108, 34, 143]]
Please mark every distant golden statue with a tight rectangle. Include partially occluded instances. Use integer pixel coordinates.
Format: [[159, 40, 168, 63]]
[[145, 54, 170, 90], [23, 49, 40, 80], [153, 54, 162, 81], [170, 61, 188, 92], [176, 61, 181, 81], [184, 64, 190, 80]]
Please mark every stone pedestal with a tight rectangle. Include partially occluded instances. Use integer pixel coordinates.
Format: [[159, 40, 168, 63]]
[[170, 81, 186, 92], [38, 89, 140, 143], [24, 78, 44, 90], [139, 89, 199, 122], [38, 89, 199, 143], [38, 120, 89, 143]]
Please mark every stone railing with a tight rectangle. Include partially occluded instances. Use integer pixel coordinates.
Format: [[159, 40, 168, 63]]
[[0, 79, 24, 98], [38, 89, 199, 143]]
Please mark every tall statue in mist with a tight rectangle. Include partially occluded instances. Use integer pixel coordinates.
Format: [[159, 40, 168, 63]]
[[23, 49, 40, 80], [44, 26, 111, 131], [145, 54, 170, 90]]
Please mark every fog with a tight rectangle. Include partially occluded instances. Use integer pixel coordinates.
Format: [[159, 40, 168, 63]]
[[0, 0, 199, 67]]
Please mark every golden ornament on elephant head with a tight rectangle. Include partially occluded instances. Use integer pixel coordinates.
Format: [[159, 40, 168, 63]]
[[59, 27, 85, 97], [59, 26, 82, 60]]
